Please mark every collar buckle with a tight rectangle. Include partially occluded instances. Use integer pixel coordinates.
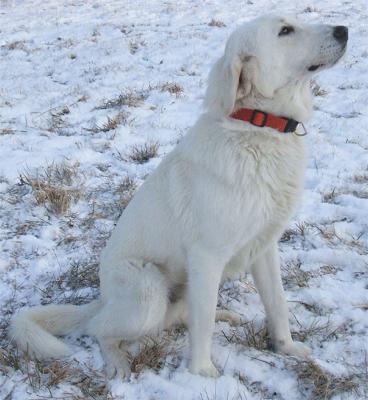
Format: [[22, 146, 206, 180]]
[[250, 110, 268, 127]]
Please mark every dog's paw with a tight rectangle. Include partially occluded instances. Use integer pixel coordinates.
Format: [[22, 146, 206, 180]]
[[275, 340, 311, 358], [105, 360, 131, 381], [189, 360, 220, 378], [216, 309, 242, 326]]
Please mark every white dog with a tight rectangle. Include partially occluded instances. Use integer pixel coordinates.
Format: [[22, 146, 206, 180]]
[[11, 15, 348, 378]]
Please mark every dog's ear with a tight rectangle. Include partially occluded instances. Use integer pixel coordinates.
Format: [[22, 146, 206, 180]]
[[204, 53, 243, 116]]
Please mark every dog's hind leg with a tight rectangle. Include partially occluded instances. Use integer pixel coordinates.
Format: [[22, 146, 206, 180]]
[[165, 298, 242, 329], [215, 309, 242, 326], [87, 259, 169, 379]]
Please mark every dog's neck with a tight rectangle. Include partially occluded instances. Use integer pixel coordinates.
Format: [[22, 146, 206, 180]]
[[234, 78, 313, 123]]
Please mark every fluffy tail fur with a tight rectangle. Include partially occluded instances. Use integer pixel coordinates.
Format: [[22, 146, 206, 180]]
[[9, 300, 101, 359]]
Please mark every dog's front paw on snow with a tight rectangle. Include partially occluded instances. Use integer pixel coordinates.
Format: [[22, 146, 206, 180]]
[[275, 340, 311, 358], [105, 360, 131, 381], [189, 360, 220, 378]]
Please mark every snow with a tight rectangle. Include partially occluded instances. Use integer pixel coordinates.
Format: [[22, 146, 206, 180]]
[[0, 0, 367, 399]]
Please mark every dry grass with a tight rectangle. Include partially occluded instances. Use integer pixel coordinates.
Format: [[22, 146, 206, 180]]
[[46, 105, 71, 133], [42, 258, 99, 305], [0, 345, 20, 370], [126, 142, 160, 164], [222, 319, 270, 351], [0, 347, 109, 398], [160, 82, 184, 97], [129, 39, 146, 54], [0, 127, 15, 135], [322, 188, 339, 204], [19, 162, 82, 215], [2, 40, 26, 51], [57, 259, 99, 291], [200, 389, 247, 400], [282, 260, 313, 288], [288, 359, 358, 400], [303, 6, 320, 13], [128, 335, 181, 375], [308, 222, 368, 254], [208, 19, 226, 27], [114, 176, 137, 211], [291, 318, 346, 343], [97, 90, 148, 109], [218, 278, 257, 308], [311, 80, 328, 96], [353, 173, 368, 184], [281, 221, 309, 242], [86, 111, 128, 133]]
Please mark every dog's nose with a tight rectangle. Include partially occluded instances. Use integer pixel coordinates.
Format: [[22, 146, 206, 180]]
[[333, 26, 348, 43]]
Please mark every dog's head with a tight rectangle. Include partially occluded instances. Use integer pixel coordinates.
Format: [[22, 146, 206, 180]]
[[204, 15, 348, 121]]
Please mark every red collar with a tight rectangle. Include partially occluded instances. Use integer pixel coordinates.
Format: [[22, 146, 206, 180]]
[[229, 108, 299, 133]]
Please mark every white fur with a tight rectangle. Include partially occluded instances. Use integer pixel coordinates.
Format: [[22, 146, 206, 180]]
[[10, 15, 347, 378]]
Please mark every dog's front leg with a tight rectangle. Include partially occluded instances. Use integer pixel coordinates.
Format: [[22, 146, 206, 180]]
[[187, 246, 225, 377], [251, 243, 311, 358]]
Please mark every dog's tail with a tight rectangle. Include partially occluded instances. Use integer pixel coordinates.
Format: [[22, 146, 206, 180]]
[[9, 300, 101, 359]]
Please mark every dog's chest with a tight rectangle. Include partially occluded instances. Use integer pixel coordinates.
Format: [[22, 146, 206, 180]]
[[206, 136, 306, 250]]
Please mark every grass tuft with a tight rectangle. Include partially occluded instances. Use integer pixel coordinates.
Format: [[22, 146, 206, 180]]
[[288, 359, 358, 400], [282, 260, 312, 288], [42, 258, 99, 305], [222, 319, 270, 351], [97, 90, 148, 109], [208, 19, 226, 27], [160, 82, 184, 97], [0, 127, 15, 135], [311, 80, 328, 96], [126, 142, 160, 164], [19, 162, 82, 215], [86, 111, 128, 133], [129, 335, 180, 375]]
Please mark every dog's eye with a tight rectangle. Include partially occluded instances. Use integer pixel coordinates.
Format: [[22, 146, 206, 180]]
[[279, 26, 295, 36]]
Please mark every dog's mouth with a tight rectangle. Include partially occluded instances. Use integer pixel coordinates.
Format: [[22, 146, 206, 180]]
[[307, 43, 347, 73], [308, 64, 324, 71]]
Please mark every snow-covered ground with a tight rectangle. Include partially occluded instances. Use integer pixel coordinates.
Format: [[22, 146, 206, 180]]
[[0, 0, 367, 399]]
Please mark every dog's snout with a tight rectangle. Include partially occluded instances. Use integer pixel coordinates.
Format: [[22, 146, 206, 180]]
[[333, 26, 348, 43]]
